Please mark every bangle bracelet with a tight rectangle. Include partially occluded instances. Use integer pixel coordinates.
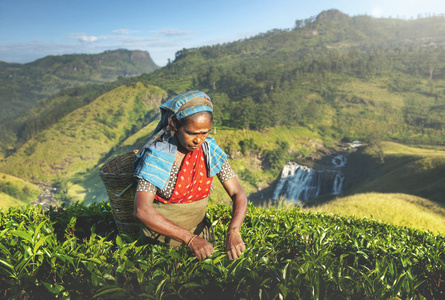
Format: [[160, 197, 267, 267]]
[[227, 230, 241, 236], [187, 234, 198, 246]]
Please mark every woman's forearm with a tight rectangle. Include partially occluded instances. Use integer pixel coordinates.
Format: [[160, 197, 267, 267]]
[[223, 177, 248, 231], [228, 192, 247, 231]]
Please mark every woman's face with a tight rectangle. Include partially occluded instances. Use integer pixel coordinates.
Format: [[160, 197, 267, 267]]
[[174, 113, 212, 152]]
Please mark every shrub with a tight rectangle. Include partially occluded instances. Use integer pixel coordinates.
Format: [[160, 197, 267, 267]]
[[0, 202, 444, 299], [262, 141, 290, 171]]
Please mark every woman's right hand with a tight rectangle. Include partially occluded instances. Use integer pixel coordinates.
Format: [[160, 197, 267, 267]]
[[187, 235, 215, 260]]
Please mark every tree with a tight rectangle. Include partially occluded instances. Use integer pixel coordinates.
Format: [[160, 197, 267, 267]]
[[233, 97, 256, 130]]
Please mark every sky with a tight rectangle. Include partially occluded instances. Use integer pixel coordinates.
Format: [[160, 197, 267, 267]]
[[1, 0, 444, 66]]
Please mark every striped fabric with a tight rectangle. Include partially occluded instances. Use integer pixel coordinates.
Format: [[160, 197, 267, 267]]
[[160, 90, 212, 115], [134, 141, 176, 190], [176, 104, 212, 120], [151, 90, 213, 137], [202, 137, 226, 177]]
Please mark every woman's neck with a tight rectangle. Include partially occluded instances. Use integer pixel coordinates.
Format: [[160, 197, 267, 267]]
[[175, 147, 188, 166]]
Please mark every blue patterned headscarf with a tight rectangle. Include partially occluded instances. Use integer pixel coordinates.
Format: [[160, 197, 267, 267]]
[[133, 91, 227, 190], [153, 90, 213, 134]]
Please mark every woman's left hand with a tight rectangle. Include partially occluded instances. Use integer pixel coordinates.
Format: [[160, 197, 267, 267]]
[[225, 231, 245, 260]]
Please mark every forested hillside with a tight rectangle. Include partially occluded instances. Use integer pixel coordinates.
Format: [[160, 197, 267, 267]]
[[133, 10, 445, 144], [0, 49, 158, 156], [0, 83, 166, 181], [1, 10, 445, 208]]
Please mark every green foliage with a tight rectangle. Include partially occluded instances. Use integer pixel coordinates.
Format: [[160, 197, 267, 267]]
[[0, 202, 444, 299], [0, 181, 31, 200], [239, 138, 258, 155], [0, 50, 159, 154], [262, 141, 290, 171], [130, 12, 445, 145], [305, 193, 445, 235], [0, 83, 166, 182], [15, 80, 128, 146], [0, 173, 41, 208], [343, 142, 445, 204]]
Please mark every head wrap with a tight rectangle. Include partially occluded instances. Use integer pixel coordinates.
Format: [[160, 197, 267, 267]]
[[133, 91, 227, 190], [152, 90, 213, 135]]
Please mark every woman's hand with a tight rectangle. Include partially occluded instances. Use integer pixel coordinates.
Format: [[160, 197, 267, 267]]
[[187, 235, 215, 260], [225, 231, 245, 260], [221, 177, 248, 260]]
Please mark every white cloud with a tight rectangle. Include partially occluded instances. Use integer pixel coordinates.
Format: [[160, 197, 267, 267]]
[[150, 28, 192, 36], [78, 35, 100, 43], [67, 33, 102, 43], [112, 29, 140, 35]]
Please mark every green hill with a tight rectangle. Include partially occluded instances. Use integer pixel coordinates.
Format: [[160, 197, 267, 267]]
[[0, 49, 159, 156], [0, 49, 158, 122], [342, 142, 445, 203], [10, 80, 130, 152], [131, 10, 445, 144], [304, 192, 445, 235], [0, 83, 166, 185], [0, 172, 41, 210], [0, 50, 158, 121]]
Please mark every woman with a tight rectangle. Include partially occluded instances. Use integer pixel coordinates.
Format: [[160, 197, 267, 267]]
[[133, 90, 247, 260]]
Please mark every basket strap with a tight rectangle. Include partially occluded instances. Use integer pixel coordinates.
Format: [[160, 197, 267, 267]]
[[116, 182, 134, 197]]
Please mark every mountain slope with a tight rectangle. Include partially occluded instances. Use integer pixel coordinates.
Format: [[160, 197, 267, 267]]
[[0, 49, 159, 126], [0, 83, 166, 182], [132, 10, 445, 144], [304, 192, 445, 235], [0, 172, 41, 209], [343, 142, 445, 203], [2, 10, 445, 208]]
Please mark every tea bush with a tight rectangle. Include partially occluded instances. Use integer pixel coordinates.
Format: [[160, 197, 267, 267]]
[[0, 202, 444, 299]]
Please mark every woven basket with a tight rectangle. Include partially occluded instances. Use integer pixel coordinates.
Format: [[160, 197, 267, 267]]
[[100, 150, 140, 237]]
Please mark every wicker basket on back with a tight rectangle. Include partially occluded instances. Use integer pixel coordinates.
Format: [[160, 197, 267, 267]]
[[99, 150, 140, 237]]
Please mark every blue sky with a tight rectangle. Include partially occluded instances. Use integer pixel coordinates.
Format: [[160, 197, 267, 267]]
[[1, 0, 444, 66]]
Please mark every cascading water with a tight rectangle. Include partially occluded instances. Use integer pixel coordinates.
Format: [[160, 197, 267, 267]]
[[273, 155, 346, 203], [332, 172, 345, 195]]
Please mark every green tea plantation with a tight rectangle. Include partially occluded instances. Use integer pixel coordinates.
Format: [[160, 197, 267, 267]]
[[0, 202, 444, 299]]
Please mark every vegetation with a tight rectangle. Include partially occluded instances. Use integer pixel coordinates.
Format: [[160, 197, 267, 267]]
[[0, 202, 444, 299], [0, 49, 158, 156], [2, 10, 445, 299], [0, 173, 41, 210], [0, 84, 167, 183], [130, 10, 445, 145], [304, 193, 445, 235], [3, 11, 445, 160], [342, 142, 445, 204]]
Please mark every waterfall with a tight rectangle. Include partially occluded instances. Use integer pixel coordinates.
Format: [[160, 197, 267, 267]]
[[273, 156, 346, 203], [332, 172, 345, 195]]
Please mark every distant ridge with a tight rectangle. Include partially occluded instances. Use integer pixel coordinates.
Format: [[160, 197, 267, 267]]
[[26, 49, 158, 78], [0, 49, 159, 125]]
